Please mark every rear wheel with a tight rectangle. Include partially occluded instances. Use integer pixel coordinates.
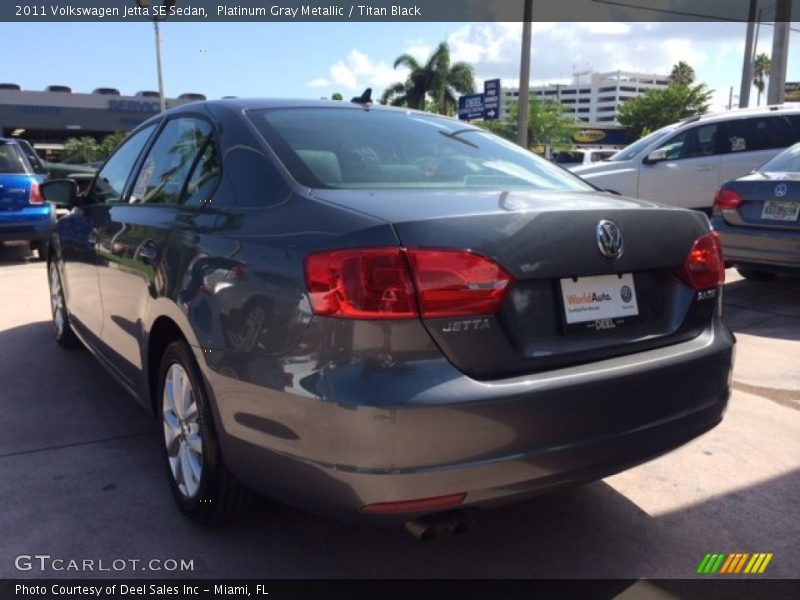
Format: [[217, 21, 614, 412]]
[[737, 268, 777, 281], [159, 340, 253, 525], [48, 260, 79, 348]]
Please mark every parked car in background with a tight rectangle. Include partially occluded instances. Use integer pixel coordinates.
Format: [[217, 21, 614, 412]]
[[573, 106, 800, 212], [0, 138, 52, 258], [42, 100, 734, 535], [15, 139, 96, 193], [552, 148, 616, 170], [712, 142, 800, 279]]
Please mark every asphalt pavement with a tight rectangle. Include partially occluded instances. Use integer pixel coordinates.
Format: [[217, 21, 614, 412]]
[[0, 242, 798, 580]]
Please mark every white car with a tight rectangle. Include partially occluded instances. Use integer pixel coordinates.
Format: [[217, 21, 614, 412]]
[[572, 105, 800, 211], [552, 148, 617, 171]]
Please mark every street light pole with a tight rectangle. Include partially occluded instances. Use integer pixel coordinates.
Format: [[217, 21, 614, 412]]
[[516, 0, 533, 149], [154, 21, 166, 113]]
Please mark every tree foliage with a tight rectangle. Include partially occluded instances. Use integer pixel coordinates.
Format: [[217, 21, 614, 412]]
[[669, 61, 696, 86], [380, 42, 476, 115], [618, 83, 712, 139], [752, 53, 771, 106], [63, 131, 129, 164], [478, 98, 578, 149], [331, 92, 344, 101]]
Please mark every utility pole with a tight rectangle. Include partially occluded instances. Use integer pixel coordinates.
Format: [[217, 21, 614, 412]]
[[739, 0, 758, 108], [516, 0, 533, 149], [154, 21, 166, 113], [767, 0, 791, 105]]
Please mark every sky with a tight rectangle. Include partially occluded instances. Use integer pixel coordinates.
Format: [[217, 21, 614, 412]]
[[2, 21, 798, 110]]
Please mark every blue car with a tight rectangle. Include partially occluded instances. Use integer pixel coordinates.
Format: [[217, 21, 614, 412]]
[[0, 138, 53, 258]]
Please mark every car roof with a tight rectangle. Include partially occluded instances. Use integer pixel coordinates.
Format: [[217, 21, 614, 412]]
[[679, 104, 800, 127], [169, 97, 442, 118]]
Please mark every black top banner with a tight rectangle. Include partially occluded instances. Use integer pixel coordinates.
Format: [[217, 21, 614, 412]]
[[4, 0, 800, 23]]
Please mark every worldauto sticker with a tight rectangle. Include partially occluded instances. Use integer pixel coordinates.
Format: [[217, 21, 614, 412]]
[[560, 273, 639, 325]]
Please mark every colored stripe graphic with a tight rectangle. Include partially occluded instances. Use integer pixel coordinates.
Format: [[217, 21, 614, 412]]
[[699, 552, 773, 575]]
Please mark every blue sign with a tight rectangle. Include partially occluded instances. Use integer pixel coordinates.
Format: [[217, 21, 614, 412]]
[[483, 78, 501, 120], [458, 93, 485, 121]]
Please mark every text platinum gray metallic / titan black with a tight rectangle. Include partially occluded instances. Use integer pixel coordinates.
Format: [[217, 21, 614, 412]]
[[42, 99, 735, 528]]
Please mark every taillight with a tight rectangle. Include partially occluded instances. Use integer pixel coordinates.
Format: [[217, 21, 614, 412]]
[[304, 247, 513, 320], [305, 248, 418, 319], [361, 492, 466, 515], [406, 249, 513, 318], [713, 187, 743, 210], [28, 181, 44, 205], [679, 232, 725, 290]]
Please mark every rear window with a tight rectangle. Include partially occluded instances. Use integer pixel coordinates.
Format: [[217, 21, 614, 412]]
[[247, 108, 592, 192], [0, 142, 29, 174], [553, 151, 584, 165]]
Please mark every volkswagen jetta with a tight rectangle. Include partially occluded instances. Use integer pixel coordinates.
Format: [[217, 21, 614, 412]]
[[41, 99, 735, 530]]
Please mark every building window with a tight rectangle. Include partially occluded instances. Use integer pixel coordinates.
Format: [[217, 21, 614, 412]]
[[578, 108, 589, 113], [597, 116, 616, 122], [598, 106, 616, 112], [598, 86, 617, 92]]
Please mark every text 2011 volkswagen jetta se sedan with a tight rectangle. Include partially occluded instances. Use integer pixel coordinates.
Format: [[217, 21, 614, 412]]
[[42, 99, 734, 534]]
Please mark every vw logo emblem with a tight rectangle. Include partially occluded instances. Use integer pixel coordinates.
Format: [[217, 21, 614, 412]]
[[775, 183, 788, 198], [596, 220, 624, 259]]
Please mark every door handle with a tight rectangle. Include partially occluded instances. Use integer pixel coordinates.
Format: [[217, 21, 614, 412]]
[[137, 240, 159, 263]]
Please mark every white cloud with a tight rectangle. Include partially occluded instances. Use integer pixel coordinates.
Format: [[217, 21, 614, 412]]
[[322, 49, 406, 92]]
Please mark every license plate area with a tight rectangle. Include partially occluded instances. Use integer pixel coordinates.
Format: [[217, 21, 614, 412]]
[[559, 273, 639, 330], [761, 200, 800, 222]]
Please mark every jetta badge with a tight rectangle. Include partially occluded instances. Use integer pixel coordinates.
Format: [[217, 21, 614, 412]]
[[596, 220, 624, 259], [775, 183, 788, 198]]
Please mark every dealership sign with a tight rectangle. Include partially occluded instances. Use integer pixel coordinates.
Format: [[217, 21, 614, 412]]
[[786, 82, 800, 102]]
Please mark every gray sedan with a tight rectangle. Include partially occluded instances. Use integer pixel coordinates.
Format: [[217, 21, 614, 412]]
[[41, 99, 734, 538], [712, 142, 800, 279]]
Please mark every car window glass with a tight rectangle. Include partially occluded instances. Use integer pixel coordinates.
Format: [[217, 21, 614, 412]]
[[248, 108, 592, 192], [656, 124, 719, 160], [130, 118, 212, 204], [0, 143, 29, 173], [91, 126, 155, 204], [774, 115, 800, 149], [726, 117, 776, 152], [760, 142, 800, 172], [183, 138, 221, 206]]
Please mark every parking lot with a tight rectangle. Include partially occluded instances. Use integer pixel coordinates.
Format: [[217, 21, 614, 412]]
[[0, 242, 797, 579]]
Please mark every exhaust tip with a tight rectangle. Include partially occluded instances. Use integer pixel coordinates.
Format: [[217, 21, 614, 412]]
[[404, 509, 477, 541]]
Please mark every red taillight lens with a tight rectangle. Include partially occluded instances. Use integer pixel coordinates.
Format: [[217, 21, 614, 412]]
[[28, 181, 44, 205], [406, 249, 513, 318], [304, 247, 514, 320], [680, 232, 725, 290], [361, 492, 466, 515], [713, 188, 743, 210], [305, 248, 418, 319]]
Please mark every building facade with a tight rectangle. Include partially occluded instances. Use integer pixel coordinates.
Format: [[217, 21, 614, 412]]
[[504, 70, 671, 125], [0, 87, 204, 159]]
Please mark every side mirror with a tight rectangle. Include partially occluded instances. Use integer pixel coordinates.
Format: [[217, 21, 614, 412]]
[[644, 149, 668, 165], [40, 179, 79, 209]]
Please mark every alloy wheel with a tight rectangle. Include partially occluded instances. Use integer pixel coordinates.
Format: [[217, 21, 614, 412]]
[[162, 363, 204, 499]]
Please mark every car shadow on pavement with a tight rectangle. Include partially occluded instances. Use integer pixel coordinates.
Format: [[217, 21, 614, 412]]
[[1, 322, 798, 579], [0, 243, 39, 266]]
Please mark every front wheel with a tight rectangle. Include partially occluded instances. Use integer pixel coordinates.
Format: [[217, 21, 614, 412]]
[[48, 260, 80, 348], [159, 340, 253, 524]]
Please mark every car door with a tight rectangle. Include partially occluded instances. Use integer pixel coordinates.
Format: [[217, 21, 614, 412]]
[[637, 122, 723, 210], [58, 125, 156, 343], [94, 116, 216, 387]]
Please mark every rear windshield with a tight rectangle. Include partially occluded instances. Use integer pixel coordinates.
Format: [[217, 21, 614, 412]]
[[760, 142, 800, 174], [247, 107, 592, 192], [0, 142, 30, 174]]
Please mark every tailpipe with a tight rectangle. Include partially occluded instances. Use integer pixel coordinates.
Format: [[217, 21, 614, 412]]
[[404, 509, 476, 541]]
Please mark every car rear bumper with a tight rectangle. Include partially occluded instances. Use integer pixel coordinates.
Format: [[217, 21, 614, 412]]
[[713, 217, 800, 270], [201, 318, 734, 523], [0, 207, 54, 243]]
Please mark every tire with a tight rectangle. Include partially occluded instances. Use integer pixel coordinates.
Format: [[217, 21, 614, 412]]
[[158, 340, 254, 525], [737, 268, 777, 281], [48, 260, 80, 348]]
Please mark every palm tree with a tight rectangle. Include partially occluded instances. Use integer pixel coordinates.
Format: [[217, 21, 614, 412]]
[[669, 61, 696, 86], [63, 136, 100, 164], [380, 42, 476, 115], [753, 53, 771, 107]]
